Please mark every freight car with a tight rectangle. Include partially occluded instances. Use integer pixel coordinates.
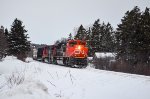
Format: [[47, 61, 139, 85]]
[[37, 47, 44, 61]]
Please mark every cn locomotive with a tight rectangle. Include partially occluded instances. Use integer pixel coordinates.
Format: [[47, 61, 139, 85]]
[[34, 40, 88, 68]]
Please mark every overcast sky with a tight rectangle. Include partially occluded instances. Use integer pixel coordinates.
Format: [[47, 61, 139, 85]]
[[0, 0, 150, 44]]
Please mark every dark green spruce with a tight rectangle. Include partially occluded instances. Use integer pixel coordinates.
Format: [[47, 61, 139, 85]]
[[9, 18, 30, 61]]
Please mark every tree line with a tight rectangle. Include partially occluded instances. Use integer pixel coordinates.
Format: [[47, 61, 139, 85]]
[[116, 6, 150, 65], [68, 6, 150, 63], [66, 6, 150, 75], [71, 19, 115, 56]]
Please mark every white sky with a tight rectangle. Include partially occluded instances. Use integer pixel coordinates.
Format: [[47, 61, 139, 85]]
[[0, 0, 150, 44]]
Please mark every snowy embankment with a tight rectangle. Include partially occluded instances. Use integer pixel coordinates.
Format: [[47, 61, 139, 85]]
[[0, 56, 150, 99]]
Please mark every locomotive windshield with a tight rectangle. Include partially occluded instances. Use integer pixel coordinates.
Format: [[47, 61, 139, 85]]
[[78, 41, 85, 45], [69, 41, 77, 47]]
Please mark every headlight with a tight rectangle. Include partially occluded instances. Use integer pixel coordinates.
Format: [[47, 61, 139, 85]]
[[78, 46, 81, 50]]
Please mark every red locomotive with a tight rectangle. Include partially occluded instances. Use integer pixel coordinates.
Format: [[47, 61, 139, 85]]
[[37, 40, 88, 68]]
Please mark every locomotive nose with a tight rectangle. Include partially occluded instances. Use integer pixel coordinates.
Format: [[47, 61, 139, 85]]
[[72, 45, 87, 58]]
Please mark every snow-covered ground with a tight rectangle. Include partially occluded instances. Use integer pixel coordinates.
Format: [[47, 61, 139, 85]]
[[0, 56, 150, 99]]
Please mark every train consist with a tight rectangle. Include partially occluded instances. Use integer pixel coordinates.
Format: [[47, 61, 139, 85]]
[[33, 40, 88, 68]]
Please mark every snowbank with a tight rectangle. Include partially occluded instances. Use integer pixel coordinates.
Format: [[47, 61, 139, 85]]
[[0, 56, 150, 99], [0, 56, 26, 74]]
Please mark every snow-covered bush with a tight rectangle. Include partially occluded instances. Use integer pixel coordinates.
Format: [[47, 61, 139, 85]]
[[93, 52, 116, 70]]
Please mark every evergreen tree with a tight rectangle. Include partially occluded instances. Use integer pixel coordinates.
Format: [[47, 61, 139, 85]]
[[74, 25, 87, 40], [101, 22, 115, 52], [4, 28, 9, 53], [4, 28, 9, 38], [0, 26, 8, 56], [90, 19, 101, 54], [9, 18, 30, 61], [116, 6, 142, 63], [86, 27, 92, 56], [90, 19, 115, 55], [140, 7, 150, 62]]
